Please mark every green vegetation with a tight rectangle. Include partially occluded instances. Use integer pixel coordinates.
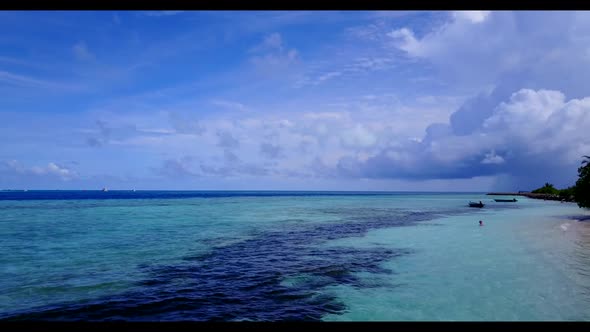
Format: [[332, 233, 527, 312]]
[[573, 156, 590, 209], [529, 182, 574, 200], [531, 156, 589, 208], [532, 182, 560, 195], [559, 186, 575, 200]]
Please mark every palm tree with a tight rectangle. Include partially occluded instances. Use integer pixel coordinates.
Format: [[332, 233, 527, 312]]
[[574, 155, 590, 209]]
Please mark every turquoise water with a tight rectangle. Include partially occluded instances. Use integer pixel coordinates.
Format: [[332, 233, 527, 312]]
[[1, 192, 589, 320]]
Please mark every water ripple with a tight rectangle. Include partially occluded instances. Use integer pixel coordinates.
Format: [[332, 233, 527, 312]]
[[2, 207, 470, 321]]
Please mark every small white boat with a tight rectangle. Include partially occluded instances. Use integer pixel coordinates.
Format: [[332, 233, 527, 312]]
[[102, 187, 108, 192]]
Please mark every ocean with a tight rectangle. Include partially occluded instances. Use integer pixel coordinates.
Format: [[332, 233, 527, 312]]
[[1, 191, 589, 321]]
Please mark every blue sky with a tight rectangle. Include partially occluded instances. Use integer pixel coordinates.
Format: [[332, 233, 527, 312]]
[[1, 10, 589, 191]]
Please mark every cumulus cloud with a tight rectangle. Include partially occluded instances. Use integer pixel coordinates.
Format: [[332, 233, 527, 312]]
[[388, 12, 590, 90], [388, 28, 422, 56], [142, 100, 455, 181], [75, 87, 588, 190], [482, 89, 564, 137], [1, 160, 77, 180], [32, 162, 74, 178], [340, 124, 378, 149], [481, 151, 505, 165], [346, 11, 590, 189], [333, 88, 590, 189], [11, 11, 586, 191]]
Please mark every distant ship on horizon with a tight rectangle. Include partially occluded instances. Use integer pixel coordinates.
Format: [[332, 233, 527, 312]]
[[102, 187, 108, 192]]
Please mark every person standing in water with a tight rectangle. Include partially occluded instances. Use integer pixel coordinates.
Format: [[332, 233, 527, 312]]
[[479, 220, 484, 226]]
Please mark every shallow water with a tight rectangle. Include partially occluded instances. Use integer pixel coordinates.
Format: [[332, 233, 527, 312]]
[[1, 191, 589, 320]]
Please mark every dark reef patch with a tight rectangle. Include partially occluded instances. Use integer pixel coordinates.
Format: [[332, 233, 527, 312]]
[[1, 205, 511, 321]]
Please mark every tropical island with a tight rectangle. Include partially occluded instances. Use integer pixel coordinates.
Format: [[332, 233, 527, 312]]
[[488, 155, 590, 208]]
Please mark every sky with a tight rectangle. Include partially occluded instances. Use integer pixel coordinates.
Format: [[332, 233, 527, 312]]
[[1, 10, 589, 191]]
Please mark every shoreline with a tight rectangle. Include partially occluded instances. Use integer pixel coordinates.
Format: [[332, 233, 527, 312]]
[[487, 192, 575, 203]]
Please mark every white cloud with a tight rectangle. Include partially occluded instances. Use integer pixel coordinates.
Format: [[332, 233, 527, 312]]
[[5, 11, 585, 191], [483, 89, 565, 137], [47, 163, 74, 178], [0, 70, 74, 91], [337, 88, 590, 188], [303, 111, 346, 120], [347, 21, 392, 43], [350, 57, 395, 72], [452, 11, 491, 23], [211, 100, 248, 112], [294, 55, 398, 88], [316, 71, 342, 83], [481, 151, 505, 165], [388, 28, 422, 56], [73, 41, 95, 61], [250, 49, 299, 68], [340, 124, 378, 149], [3, 160, 77, 180], [249, 33, 300, 74], [250, 32, 284, 52], [385, 12, 590, 92]]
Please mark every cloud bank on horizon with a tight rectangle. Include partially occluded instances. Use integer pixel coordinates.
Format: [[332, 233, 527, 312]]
[[1, 11, 589, 191]]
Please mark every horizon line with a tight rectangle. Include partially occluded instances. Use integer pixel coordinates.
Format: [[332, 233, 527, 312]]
[[0, 189, 493, 193]]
